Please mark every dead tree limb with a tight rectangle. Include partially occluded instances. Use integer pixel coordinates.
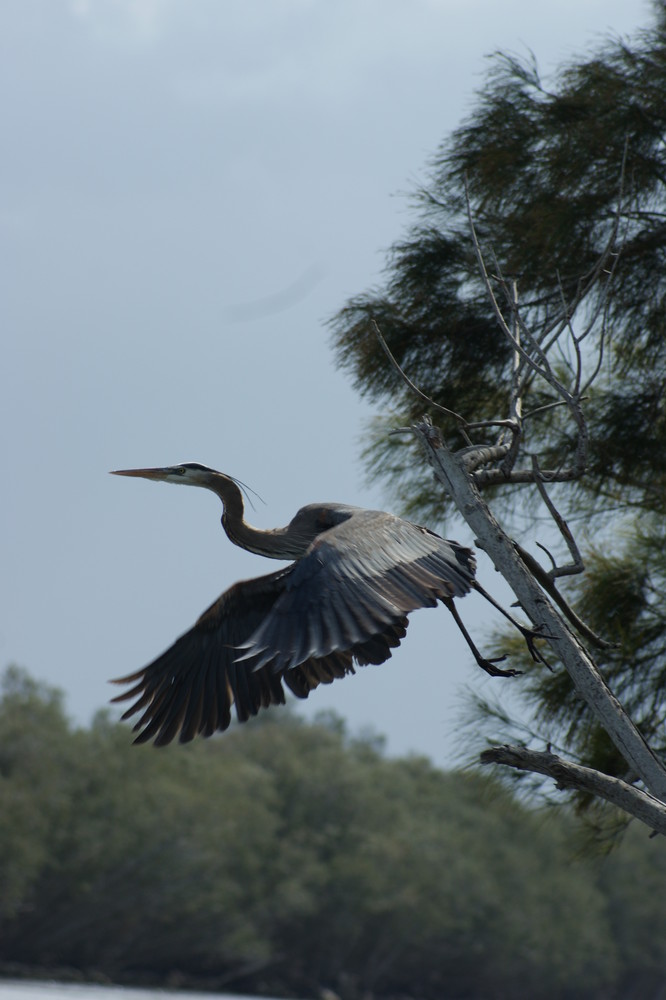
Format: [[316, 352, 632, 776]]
[[414, 418, 666, 808], [480, 745, 666, 835]]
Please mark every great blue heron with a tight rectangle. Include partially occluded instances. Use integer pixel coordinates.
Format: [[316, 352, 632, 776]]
[[111, 463, 528, 746]]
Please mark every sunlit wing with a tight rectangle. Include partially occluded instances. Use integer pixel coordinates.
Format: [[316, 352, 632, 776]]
[[239, 510, 476, 672]]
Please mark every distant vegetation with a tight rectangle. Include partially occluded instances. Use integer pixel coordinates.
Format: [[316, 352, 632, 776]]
[[1, 665, 665, 1000]]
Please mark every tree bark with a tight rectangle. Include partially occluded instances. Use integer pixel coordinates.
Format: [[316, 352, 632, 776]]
[[415, 419, 666, 806], [480, 745, 666, 834]]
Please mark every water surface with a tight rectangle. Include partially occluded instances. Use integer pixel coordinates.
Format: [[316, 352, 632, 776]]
[[0, 982, 279, 1000]]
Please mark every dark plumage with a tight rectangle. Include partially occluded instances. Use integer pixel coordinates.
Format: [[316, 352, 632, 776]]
[[110, 463, 496, 746]]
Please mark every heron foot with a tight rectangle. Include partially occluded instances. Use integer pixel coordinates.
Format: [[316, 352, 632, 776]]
[[476, 654, 522, 679], [476, 624, 550, 675], [515, 623, 552, 669]]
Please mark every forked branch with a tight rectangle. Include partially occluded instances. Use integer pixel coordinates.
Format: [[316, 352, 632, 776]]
[[414, 418, 666, 813], [530, 455, 585, 580]]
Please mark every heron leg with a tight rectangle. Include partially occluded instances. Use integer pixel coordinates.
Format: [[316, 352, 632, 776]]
[[472, 581, 551, 668], [442, 598, 521, 678]]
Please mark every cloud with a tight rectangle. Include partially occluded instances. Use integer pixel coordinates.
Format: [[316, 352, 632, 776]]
[[68, 0, 169, 46]]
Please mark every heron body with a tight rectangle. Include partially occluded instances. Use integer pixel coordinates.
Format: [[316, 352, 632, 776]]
[[111, 463, 488, 746]]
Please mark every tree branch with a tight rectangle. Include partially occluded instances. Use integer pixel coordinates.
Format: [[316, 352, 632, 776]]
[[370, 319, 473, 442], [529, 455, 584, 580], [460, 443, 511, 472], [464, 181, 590, 477], [471, 465, 583, 489], [414, 418, 666, 806], [513, 542, 615, 650], [480, 745, 666, 836], [371, 319, 520, 440]]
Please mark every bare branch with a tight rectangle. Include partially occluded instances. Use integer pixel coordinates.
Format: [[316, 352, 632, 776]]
[[464, 182, 590, 482], [465, 417, 519, 431], [530, 456, 584, 579], [522, 398, 584, 421], [459, 443, 511, 472], [480, 745, 666, 836], [414, 418, 666, 803], [372, 319, 523, 440], [536, 141, 628, 351], [514, 542, 615, 650], [472, 465, 583, 489], [465, 183, 556, 387], [535, 541, 558, 573], [371, 319, 473, 442], [499, 277, 524, 475]]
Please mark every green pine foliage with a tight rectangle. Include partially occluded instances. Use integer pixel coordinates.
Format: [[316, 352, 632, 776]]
[[329, 3, 666, 797], [330, 4, 666, 519]]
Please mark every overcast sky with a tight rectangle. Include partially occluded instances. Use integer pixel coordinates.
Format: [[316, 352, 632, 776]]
[[2, 0, 650, 766]]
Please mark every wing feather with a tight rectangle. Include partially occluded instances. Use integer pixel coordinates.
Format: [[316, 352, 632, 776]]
[[111, 508, 477, 745], [240, 510, 475, 673], [111, 570, 292, 743]]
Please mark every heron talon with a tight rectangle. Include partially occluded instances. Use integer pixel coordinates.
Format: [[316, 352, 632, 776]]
[[519, 627, 552, 669], [521, 621, 554, 641], [477, 655, 522, 678]]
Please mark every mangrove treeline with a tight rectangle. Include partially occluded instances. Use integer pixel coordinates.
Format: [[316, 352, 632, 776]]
[[1, 665, 665, 1000]]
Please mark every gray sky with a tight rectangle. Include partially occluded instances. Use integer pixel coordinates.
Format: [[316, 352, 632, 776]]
[[2, 0, 648, 766]]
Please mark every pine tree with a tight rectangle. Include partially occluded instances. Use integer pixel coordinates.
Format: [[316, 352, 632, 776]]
[[330, 3, 666, 827]]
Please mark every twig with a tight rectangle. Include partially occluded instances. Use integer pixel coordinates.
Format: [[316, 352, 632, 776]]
[[464, 183, 555, 385], [533, 138, 627, 352], [530, 455, 584, 579], [372, 319, 526, 442], [499, 277, 524, 475], [581, 283, 614, 395], [522, 398, 586, 421], [514, 542, 615, 650], [371, 319, 473, 443], [464, 179, 588, 480], [555, 268, 584, 397]]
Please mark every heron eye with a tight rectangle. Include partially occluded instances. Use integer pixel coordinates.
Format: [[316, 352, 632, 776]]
[[174, 467, 187, 476]]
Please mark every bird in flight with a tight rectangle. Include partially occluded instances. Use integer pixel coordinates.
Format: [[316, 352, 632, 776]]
[[111, 463, 522, 746]]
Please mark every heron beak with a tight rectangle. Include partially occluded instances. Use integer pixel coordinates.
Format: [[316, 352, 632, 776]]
[[110, 467, 171, 481]]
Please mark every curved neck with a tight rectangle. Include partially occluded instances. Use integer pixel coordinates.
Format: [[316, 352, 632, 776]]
[[207, 472, 297, 559]]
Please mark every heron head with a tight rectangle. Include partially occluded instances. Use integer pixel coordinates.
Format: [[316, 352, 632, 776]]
[[110, 463, 218, 487]]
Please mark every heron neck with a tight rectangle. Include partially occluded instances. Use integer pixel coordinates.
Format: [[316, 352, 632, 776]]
[[211, 473, 294, 559]]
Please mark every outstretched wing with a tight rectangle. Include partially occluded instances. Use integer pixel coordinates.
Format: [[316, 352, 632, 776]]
[[239, 510, 476, 673], [111, 511, 475, 746], [111, 567, 408, 746]]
